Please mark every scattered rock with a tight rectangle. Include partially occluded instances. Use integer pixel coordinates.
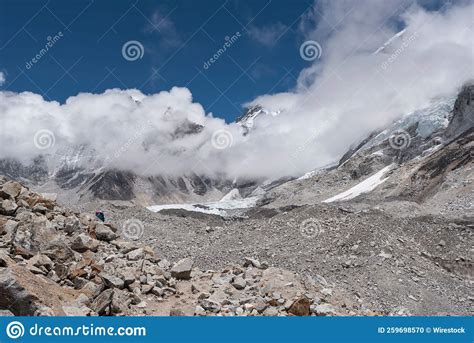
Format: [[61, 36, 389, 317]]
[[288, 296, 311, 316], [171, 258, 194, 280], [231, 275, 247, 290], [314, 303, 337, 316], [95, 224, 118, 242], [70, 233, 99, 253]]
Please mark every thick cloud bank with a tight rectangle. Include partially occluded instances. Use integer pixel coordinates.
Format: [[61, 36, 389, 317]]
[[1, 1, 473, 180]]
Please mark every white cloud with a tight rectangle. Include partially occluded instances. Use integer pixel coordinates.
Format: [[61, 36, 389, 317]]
[[248, 22, 288, 47], [146, 9, 181, 48], [0, 71, 5, 86], [0, 1, 472, 182]]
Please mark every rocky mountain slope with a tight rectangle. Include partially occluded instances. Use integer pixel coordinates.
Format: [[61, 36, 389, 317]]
[[0, 178, 373, 316], [258, 84, 473, 220]]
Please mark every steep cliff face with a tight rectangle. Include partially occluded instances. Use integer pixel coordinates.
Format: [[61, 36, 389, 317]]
[[445, 84, 474, 139]]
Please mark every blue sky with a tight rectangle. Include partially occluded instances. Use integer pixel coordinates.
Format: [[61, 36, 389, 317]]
[[0, 0, 318, 122]]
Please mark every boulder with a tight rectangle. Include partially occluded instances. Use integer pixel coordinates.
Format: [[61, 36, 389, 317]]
[[313, 303, 337, 316], [0, 181, 22, 199], [64, 216, 81, 235], [200, 298, 221, 312], [70, 233, 99, 252], [288, 296, 311, 316], [27, 254, 54, 272], [171, 258, 194, 280], [100, 272, 125, 290], [0, 310, 14, 316], [91, 289, 114, 315], [126, 248, 145, 261], [0, 199, 18, 216], [11, 215, 60, 257], [32, 204, 48, 214], [231, 275, 247, 290], [62, 305, 88, 316], [0, 258, 78, 315], [95, 224, 118, 242]]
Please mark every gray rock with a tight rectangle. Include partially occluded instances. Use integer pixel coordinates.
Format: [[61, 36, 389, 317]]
[[194, 305, 206, 316], [126, 248, 144, 261], [171, 258, 194, 280], [243, 257, 262, 269], [64, 216, 81, 235], [91, 289, 114, 315], [263, 307, 279, 316], [27, 254, 54, 271], [313, 303, 337, 316], [70, 233, 99, 252], [0, 181, 22, 199], [32, 204, 48, 214], [11, 215, 60, 257], [62, 305, 88, 316], [200, 298, 221, 312], [100, 272, 125, 289], [0, 199, 18, 216], [0, 309, 14, 316], [95, 224, 118, 242], [232, 276, 247, 290]]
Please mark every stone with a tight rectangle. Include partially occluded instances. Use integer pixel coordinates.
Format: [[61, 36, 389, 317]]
[[70, 233, 99, 252], [194, 305, 206, 316], [64, 216, 81, 235], [0, 218, 17, 238], [141, 284, 154, 294], [170, 308, 186, 316], [95, 224, 118, 242], [313, 303, 337, 316], [111, 289, 132, 314], [171, 258, 194, 280], [0, 310, 14, 316], [12, 215, 60, 257], [0, 199, 18, 216], [263, 307, 279, 316], [27, 254, 54, 271], [91, 289, 114, 315], [120, 270, 136, 286], [62, 305, 88, 316], [0, 181, 22, 199], [243, 257, 262, 269], [151, 286, 164, 296], [126, 248, 145, 261], [32, 204, 48, 214], [42, 241, 75, 263], [231, 276, 247, 290], [0, 260, 76, 316], [254, 297, 268, 313], [200, 298, 221, 312], [288, 296, 311, 316], [100, 272, 125, 289]]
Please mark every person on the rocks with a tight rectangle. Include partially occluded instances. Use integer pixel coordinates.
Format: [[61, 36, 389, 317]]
[[95, 211, 105, 222]]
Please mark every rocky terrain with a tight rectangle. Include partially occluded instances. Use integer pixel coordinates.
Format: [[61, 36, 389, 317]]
[[0, 178, 372, 317]]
